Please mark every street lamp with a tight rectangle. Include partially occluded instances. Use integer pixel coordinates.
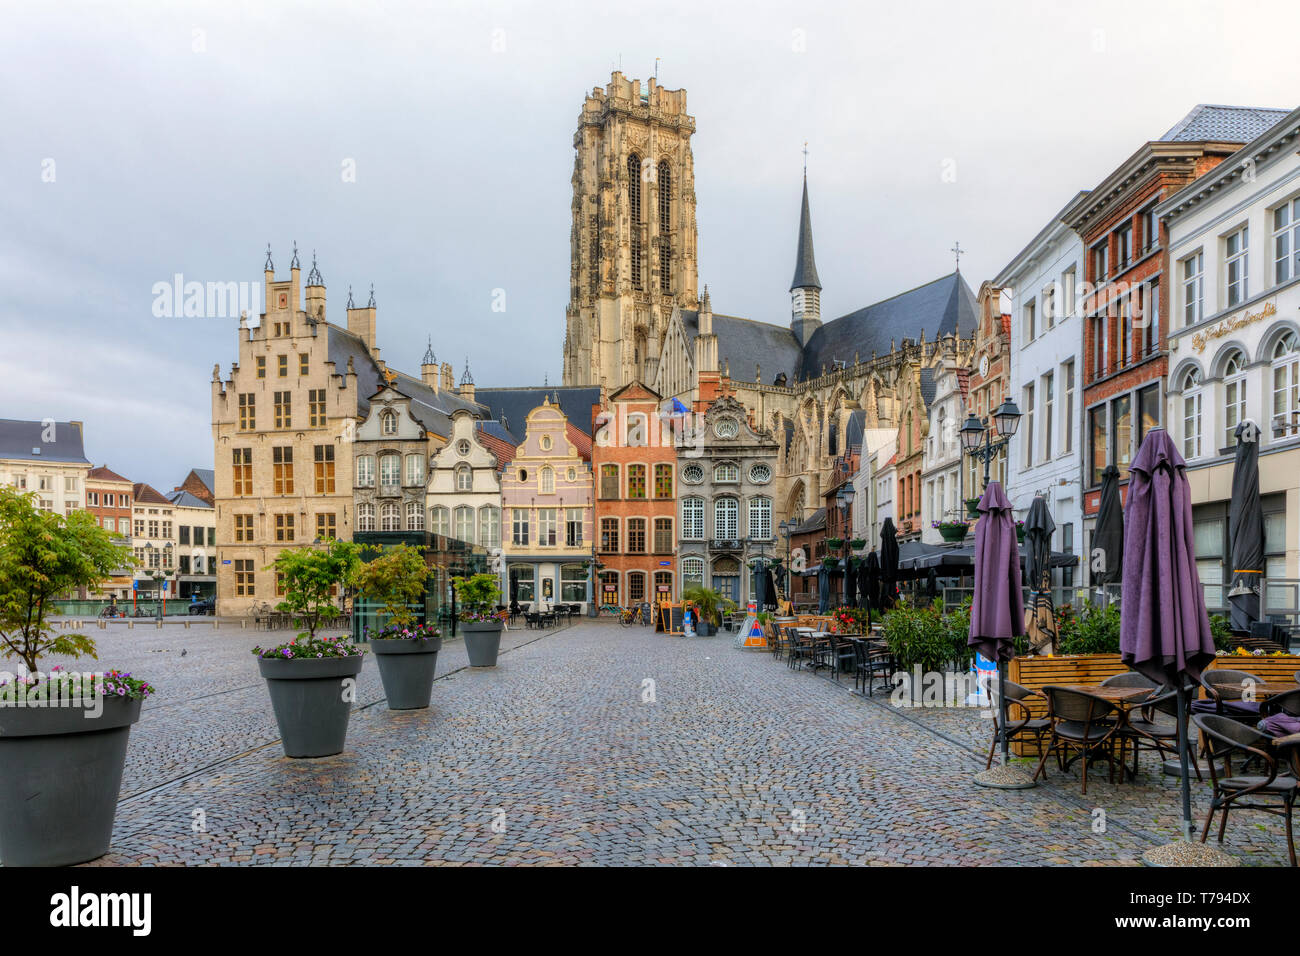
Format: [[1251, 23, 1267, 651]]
[[834, 484, 856, 605], [777, 519, 794, 607], [960, 396, 1022, 489], [587, 544, 603, 618]]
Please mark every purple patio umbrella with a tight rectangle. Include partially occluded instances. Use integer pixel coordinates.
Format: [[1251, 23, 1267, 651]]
[[968, 481, 1025, 766], [1120, 428, 1216, 845]]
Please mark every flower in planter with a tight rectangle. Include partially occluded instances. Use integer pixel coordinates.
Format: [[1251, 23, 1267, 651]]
[[252, 633, 362, 660], [371, 622, 442, 642]]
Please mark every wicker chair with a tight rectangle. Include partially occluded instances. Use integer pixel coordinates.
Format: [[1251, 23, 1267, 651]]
[[1193, 669, 1264, 721], [1192, 714, 1300, 866], [1120, 683, 1199, 780], [982, 678, 1050, 771], [1262, 687, 1300, 720], [1035, 686, 1121, 794], [1101, 672, 1158, 689]]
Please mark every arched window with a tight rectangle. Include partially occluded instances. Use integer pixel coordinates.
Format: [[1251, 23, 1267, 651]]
[[357, 503, 375, 532], [454, 506, 475, 543], [380, 502, 400, 531], [455, 464, 473, 492], [381, 410, 397, 436], [429, 506, 450, 537], [628, 153, 644, 290], [681, 556, 704, 589], [1223, 350, 1247, 447], [405, 501, 423, 531], [379, 453, 400, 487], [1272, 331, 1300, 434], [627, 571, 646, 604], [479, 505, 501, 548], [713, 462, 739, 483], [714, 497, 739, 539], [658, 161, 672, 294]]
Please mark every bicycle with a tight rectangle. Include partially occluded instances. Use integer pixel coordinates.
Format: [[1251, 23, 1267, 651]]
[[619, 606, 640, 627], [598, 603, 623, 618]]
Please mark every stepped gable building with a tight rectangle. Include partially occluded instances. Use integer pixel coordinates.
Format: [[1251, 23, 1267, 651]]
[[211, 248, 484, 613]]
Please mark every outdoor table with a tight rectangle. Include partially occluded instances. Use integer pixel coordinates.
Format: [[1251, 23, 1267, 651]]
[[1052, 684, 1155, 783], [1240, 680, 1298, 699]]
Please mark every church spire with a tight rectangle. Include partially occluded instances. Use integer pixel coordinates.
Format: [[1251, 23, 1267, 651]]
[[790, 173, 822, 293], [790, 169, 823, 347]]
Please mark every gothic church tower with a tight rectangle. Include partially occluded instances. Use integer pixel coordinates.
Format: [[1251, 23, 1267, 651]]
[[562, 72, 699, 389]]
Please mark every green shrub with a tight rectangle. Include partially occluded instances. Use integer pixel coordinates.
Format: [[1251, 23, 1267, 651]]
[[1209, 614, 1234, 652], [883, 603, 972, 673], [1057, 602, 1121, 655]]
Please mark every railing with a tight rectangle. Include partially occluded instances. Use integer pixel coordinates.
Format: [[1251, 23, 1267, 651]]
[[937, 584, 1119, 612]]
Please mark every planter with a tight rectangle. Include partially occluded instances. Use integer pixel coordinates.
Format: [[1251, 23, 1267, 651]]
[[0, 696, 141, 866], [938, 525, 968, 543], [965, 498, 981, 519], [369, 637, 442, 710], [461, 621, 503, 667], [1015, 527, 1026, 543], [258, 655, 364, 758]]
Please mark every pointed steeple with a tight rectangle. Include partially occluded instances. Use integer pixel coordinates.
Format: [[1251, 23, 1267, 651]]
[[790, 174, 822, 292]]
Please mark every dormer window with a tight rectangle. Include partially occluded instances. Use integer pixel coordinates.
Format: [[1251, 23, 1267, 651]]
[[381, 411, 397, 436]]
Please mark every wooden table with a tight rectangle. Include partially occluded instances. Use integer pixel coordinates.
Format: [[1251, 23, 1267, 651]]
[[1055, 684, 1155, 706], [1243, 681, 1298, 699]]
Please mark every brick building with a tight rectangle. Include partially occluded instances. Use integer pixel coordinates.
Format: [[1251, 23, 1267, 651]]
[[1065, 105, 1289, 565], [86, 464, 133, 537], [592, 382, 678, 608]]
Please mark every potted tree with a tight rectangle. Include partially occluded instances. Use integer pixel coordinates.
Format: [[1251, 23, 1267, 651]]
[[0, 487, 154, 867], [352, 544, 439, 710], [681, 584, 723, 636], [254, 540, 364, 758], [453, 573, 506, 667]]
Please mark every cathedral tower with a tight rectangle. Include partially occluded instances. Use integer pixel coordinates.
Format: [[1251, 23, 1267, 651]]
[[562, 72, 699, 389], [790, 173, 823, 347]]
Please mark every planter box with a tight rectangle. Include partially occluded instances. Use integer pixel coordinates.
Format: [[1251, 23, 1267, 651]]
[[938, 526, 968, 543], [0, 696, 141, 866], [462, 622, 503, 667], [259, 655, 364, 758], [369, 636, 442, 710], [1005, 652, 1300, 756]]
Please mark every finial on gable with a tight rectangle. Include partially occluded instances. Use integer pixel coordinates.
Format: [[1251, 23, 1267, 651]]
[[367, 284, 376, 308], [291, 241, 300, 270], [264, 243, 273, 271], [347, 285, 355, 309], [307, 251, 323, 286], [423, 336, 436, 366]]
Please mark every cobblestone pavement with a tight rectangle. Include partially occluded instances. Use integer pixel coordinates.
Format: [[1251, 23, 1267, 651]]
[[38, 619, 1292, 865]]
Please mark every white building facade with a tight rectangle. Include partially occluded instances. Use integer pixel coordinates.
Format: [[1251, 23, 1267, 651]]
[[920, 353, 968, 545], [1161, 106, 1300, 615], [997, 193, 1089, 583]]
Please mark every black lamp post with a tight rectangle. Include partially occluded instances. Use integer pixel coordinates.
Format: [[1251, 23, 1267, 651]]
[[778, 518, 793, 606], [835, 484, 856, 604], [960, 396, 1023, 490], [587, 544, 603, 618]]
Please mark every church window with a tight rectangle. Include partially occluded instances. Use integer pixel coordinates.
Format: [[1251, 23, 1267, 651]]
[[658, 161, 672, 294], [628, 153, 644, 291]]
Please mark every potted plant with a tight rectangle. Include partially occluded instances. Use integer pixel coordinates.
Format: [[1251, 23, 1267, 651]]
[[850, 538, 866, 551], [822, 556, 839, 570], [933, 519, 969, 543], [681, 585, 723, 636], [453, 573, 506, 666], [965, 497, 981, 519], [1015, 520, 1026, 543], [254, 540, 364, 758], [352, 544, 440, 710], [826, 537, 844, 550], [0, 488, 153, 867]]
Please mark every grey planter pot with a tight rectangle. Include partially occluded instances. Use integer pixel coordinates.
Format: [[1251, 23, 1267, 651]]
[[369, 636, 442, 710], [0, 696, 142, 866], [461, 622, 503, 667], [258, 654, 364, 758]]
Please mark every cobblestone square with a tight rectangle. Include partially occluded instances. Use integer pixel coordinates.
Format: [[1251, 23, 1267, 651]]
[[31, 618, 1289, 866]]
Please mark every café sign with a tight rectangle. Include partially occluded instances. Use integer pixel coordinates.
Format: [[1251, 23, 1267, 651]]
[[1192, 299, 1277, 353]]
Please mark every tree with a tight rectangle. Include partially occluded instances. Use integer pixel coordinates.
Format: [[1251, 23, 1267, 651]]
[[268, 539, 361, 639], [0, 487, 131, 674], [349, 544, 430, 629]]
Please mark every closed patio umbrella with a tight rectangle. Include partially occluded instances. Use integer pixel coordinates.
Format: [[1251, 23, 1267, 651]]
[[1119, 428, 1222, 863], [753, 559, 766, 613], [1094, 464, 1124, 602], [764, 567, 777, 612], [817, 565, 830, 614], [880, 518, 899, 609], [1228, 419, 1264, 632], [862, 550, 880, 628], [1023, 495, 1057, 655], [968, 481, 1025, 776]]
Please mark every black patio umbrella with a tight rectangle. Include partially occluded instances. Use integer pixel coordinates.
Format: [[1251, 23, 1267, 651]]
[[1023, 495, 1058, 654], [879, 518, 900, 609], [817, 565, 831, 614], [862, 550, 880, 628], [754, 559, 766, 613], [1094, 464, 1124, 601], [1228, 419, 1264, 632], [764, 568, 777, 612]]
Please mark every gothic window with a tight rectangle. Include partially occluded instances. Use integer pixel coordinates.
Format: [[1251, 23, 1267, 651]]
[[628, 153, 643, 291], [658, 161, 672, 294], [589, 192, 601, 296]]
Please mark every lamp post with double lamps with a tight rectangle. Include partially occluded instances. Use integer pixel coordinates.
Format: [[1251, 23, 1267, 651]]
[[959, 397, 1023, 491], [835, 483, 856, 606], [777, 519, 793, 607]]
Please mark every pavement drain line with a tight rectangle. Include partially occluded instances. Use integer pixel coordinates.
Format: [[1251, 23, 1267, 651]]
[[791, 664, 1170, 851], [116, 621, 573, 807]]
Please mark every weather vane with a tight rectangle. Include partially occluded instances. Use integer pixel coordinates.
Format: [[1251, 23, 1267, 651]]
[[951, 241, 963, 272]]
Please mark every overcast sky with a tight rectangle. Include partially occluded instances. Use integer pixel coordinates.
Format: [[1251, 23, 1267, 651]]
[[2, 0, 1297, 490]]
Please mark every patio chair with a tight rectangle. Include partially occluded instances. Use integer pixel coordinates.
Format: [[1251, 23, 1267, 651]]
[[1034, 686, 1121, 795], [851, 639, 894, 697], [1192, 714, 1299, 866], [1101, 672, 1158, 690], [1119, 683, 1200, 781], [1193, 669, 1263, 721], [982, 678, 1050, 770], [1262, 687, 1300, 720]]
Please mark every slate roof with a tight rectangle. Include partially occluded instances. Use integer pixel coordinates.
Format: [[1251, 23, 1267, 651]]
[[189, 469, 215, 495], [801, 272, 978, 380], [680, 310, 805, 384], [845, 409, 866, 452], [791, 507, 826, 535], [0, 419, 90, 464], [919, 367, 937, 408], [88, 464, 132, 483], [327, 326, 484, 438], [473, 386, 601, 439], [1159, 104, 1290, 143], [166, 490, 213, 509], [790, 176, 822, 291]]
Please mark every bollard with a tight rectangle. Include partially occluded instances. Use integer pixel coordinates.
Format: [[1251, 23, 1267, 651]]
[[184, 621, 190, 629], [241, 620, 247, 629], [128, 621, 134, 629], [156, 621, 163, 629], [213, 619, 219, 629]]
